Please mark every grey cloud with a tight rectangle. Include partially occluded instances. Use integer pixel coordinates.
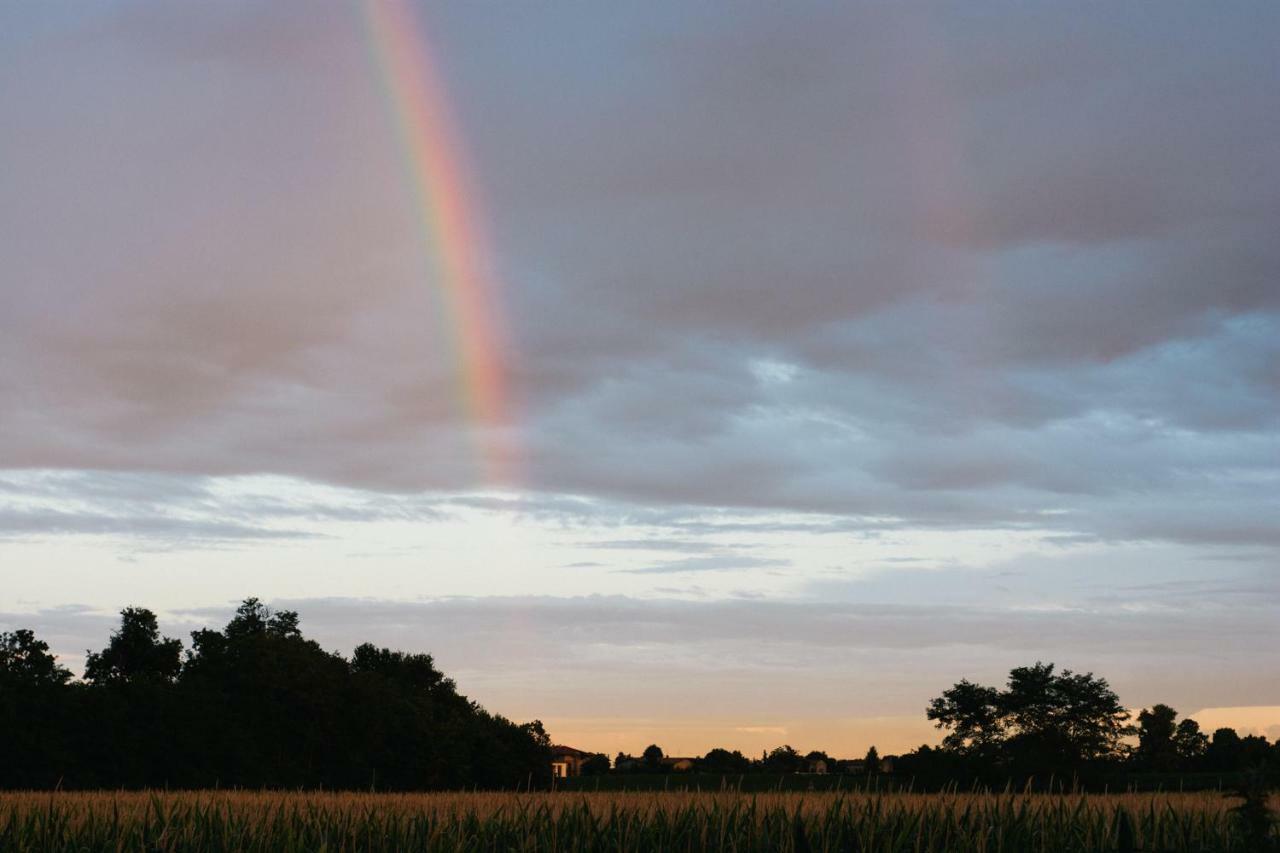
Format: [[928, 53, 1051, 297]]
[[0, 507, 317, 544], [618, 554, 789, 575], [1, 1, 1278, 553]]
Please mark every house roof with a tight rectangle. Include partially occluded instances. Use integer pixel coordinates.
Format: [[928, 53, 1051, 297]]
[[550, 745, 593, 758]]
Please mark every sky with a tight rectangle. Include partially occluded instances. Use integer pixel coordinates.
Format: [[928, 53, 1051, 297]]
[[1, 1, 1278, 757]]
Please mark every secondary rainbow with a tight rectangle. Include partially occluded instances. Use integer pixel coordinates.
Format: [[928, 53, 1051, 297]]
[[363, 0, 514, 482]]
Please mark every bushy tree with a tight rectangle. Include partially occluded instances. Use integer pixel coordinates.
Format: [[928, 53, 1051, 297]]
[[927, 662, 1130, 774], [700, 747, 753, 774], [0, 630, 74, 787], [1136, 704, 1179, 770], [84, 608, 181, 686], [1174, 717, 1208, 763], [1, 630, 71, 688], [763, 744, 804, 773], [926, 679, 1004, 756]]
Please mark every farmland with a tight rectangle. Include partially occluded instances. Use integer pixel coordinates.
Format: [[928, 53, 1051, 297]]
[[1, 789, 1274, 852]]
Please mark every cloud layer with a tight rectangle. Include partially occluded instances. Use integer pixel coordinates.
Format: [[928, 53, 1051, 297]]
[[1, 2, 1278, 749]]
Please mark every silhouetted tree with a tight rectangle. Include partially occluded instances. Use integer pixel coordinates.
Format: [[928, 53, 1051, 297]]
[[927, 662, 1130, 777], [1, 630, 71, 688], [864, 745, 881, 773], [581, 753, 611, 775], [1, 598, 551, 790], [1136, 704, 1179, 771], [1206, 727, 1244, 772], [642, 744, 665, 770], [1173, 717, 1208, 764], [84, 608, 181, 686], [700, 747, 753, 774], [0, 630, 74, 787], [763, 745, 804, 773], [926, 679, 1004, 757]]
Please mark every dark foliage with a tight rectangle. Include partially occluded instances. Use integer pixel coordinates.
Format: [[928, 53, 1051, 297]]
[[0, 600, 550, 790], [909, 665, 1280, 789]]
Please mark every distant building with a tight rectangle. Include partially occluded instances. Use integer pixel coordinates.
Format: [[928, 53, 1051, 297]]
[[550, 745, 593, 779], [660, 756, 697, 772], [806, 758, 829, 774]]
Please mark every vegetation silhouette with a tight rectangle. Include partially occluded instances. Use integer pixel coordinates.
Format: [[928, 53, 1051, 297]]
[[0, 599, 550, 790], [3, 612, 1279, 797]]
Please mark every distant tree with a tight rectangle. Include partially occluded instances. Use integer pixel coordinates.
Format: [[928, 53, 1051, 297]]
[[927, 662, 1130, 774], [864, 745, 881, 773], [0, 629, 74, 788], [1136, 704, 1179, 770], [1206, 727, 1243, 771], [926, 679, 1004, 756], [352, 643, 453, 694], [1001, 663, 1129, 767], [520, 720, 552, 750], [763, 745, 804, 773], [84, 607, 181, 686], [804, 750, 832, 771], [581, 753, 611, 775], [0, 629, 71, 688], [1238, 735, 1274, 770], [700, 747, 753, 774], [223, 597, 301, 641], [1173, 718, 1208, 764], [642, 744, 664, 770]]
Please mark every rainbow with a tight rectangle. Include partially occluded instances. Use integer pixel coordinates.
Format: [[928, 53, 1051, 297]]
[[363, 0, 514, 482]]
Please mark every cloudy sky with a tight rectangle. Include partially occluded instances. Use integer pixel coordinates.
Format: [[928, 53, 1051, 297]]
[[2, 1, 1278, 755]]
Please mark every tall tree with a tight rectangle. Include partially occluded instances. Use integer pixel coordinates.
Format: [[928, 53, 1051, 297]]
[[927, 662, 1130, 774], [926, 679, 1004, 756], [1136, 704, 1179, 770], [0, 629, 74, 787], [700, 748, 752, 773], [1173, 718, 1208, 763], [0, 629, 71, 688], [84, 608, 182, 686], [864, 745, 881, 773], [763, 745, 803, 773]]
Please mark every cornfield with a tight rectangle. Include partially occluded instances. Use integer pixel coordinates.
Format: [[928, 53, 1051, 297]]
[[0, 789, 1274, 852]]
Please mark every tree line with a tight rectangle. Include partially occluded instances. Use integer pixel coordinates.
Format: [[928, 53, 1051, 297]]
[[3, 607, 1278, 792], [596, 744, 884, 776], [902, 662, 1279, 786], [0, 600, 551, 790], [567, 663, 1279, 789]]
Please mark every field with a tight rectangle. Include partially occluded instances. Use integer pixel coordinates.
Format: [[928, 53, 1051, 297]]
[[1, 790, 1274, 852]]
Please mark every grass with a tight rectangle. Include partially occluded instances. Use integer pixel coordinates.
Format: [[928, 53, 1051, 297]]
[[0, 789, 1275, 851]]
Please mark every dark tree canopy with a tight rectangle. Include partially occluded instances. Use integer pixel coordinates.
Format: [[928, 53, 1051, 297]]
[[0, 600, 550, 790], [763, 745, 804, 773], [84, 607, 182, 686], [927, 662, 1130, 774], [700, 748, 753, 774], [925, 679, 1004, 756], [1, 629, 71, 688], [1136, 704, 1182, 771]]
